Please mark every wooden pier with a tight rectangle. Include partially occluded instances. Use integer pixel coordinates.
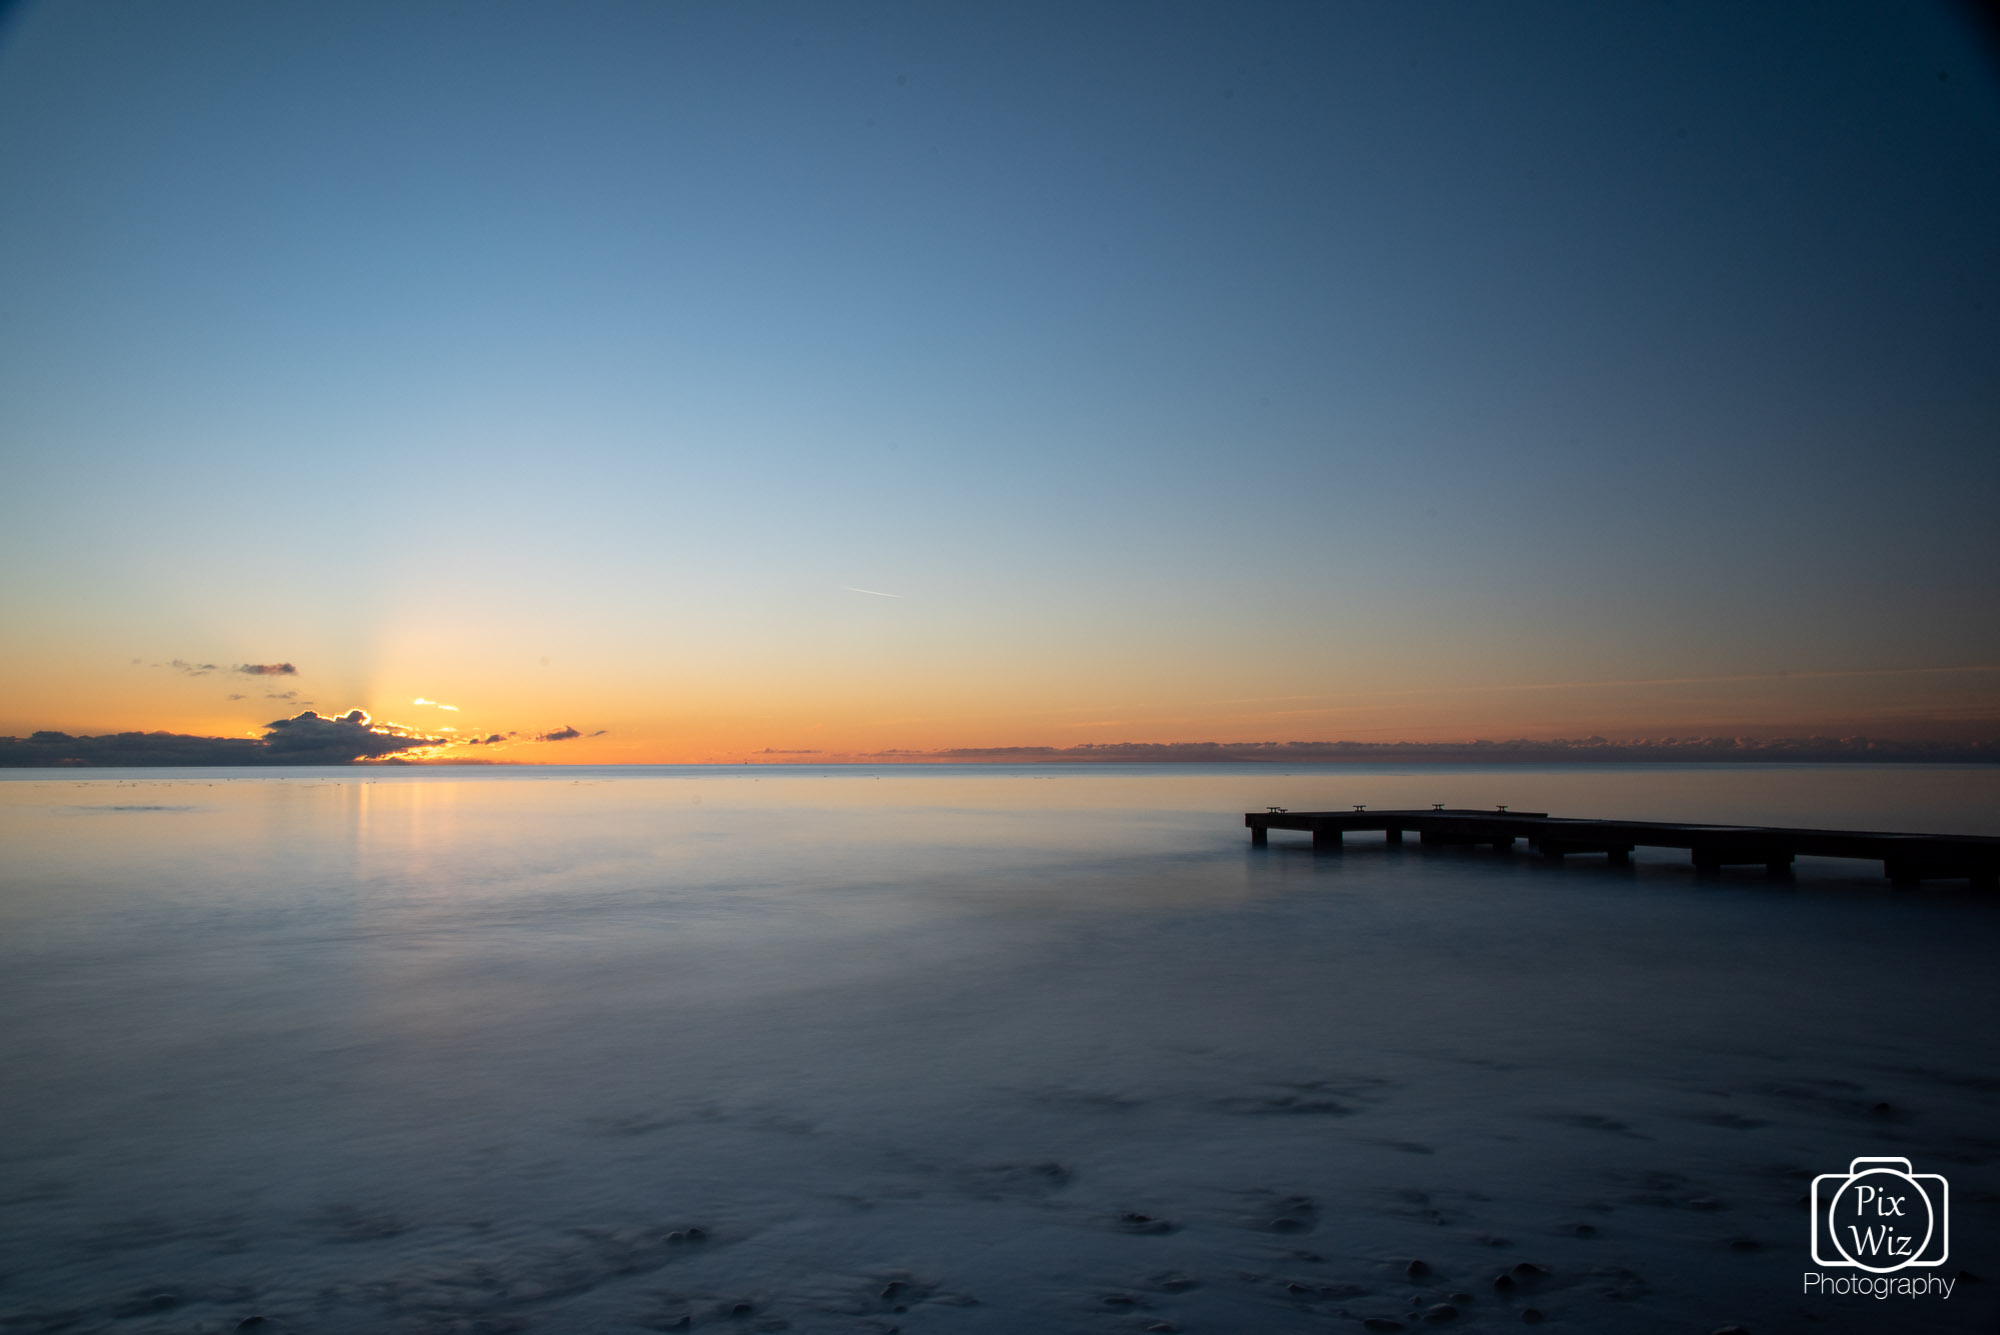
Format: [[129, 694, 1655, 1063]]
[[1244, 808, 2000, 888]]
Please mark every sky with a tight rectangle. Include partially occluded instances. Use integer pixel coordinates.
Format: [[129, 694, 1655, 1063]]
[[1, 1, 1997, 763]]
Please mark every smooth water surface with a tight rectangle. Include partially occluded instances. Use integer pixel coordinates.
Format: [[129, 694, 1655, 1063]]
[[2, 764, 1996, 1333]]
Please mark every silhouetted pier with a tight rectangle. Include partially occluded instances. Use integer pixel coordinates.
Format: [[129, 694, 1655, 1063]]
[[1244, 808, 2000, 888]]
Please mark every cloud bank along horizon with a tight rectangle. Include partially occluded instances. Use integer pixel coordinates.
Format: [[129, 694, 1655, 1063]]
[[0, 1, 1995, 761]]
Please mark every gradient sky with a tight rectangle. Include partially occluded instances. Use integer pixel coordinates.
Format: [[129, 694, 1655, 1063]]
[[2, 1, 1997, 762]]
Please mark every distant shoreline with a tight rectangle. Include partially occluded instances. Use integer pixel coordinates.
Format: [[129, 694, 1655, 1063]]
[[3, 738, 1998, 768], [871, 741, 2000, 766]]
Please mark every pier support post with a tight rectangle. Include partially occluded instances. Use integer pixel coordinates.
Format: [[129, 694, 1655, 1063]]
[[1251, 826, 1267, 847], [1766, 854, 1794, 878], [1693, 851, 1722, 878], [1384, 827, 1403, 845], [1607, 847, 1632, 866], [1314, 828, 1342, 851]]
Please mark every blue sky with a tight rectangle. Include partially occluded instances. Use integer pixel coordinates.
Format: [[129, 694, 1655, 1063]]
[[2, 1, 1996, 757]]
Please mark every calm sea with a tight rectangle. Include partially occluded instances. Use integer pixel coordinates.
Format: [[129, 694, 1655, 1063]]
[[1, 764, 1995, 1333]]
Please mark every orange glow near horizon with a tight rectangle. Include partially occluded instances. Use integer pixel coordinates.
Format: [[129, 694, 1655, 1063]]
[[4, 634, 1998, 765], [361, 664, 2000, 763]]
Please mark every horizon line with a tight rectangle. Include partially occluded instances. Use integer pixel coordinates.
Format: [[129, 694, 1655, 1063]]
[[6, 730, 2000, 769]]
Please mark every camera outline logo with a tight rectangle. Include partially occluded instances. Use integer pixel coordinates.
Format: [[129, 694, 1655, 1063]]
[[1810, 1157, 1949, 1273]]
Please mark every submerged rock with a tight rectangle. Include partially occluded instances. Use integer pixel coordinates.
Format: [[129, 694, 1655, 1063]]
[[1117, 1210, 1174, 1234], [112, 1294, 181, 1318]]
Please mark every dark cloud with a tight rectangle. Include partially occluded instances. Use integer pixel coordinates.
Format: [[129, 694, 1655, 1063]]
[[538, 726, 581, 742], [589, 729, 607, 737], [163, 659, 295, 678], [261, 710, 443, 762], [760, 748, 822, 755], [226, 693, 247, 701], [466, 734, 507, 745], [265, 690, 299, 701], [0, 710, 447, 767]]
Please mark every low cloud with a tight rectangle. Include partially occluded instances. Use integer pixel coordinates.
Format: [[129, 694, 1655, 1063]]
[[466, 734, 507, 745], [226, 693, 247, 701], [859, 737, 2000, 765], [538, 726, 582, 742], [169, 660, 219, 676], [266, 690, 300, 701], [1, 710, 447, 767]]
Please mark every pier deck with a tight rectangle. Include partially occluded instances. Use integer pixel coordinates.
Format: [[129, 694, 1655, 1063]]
[[1244, 808, 2000, 888]]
